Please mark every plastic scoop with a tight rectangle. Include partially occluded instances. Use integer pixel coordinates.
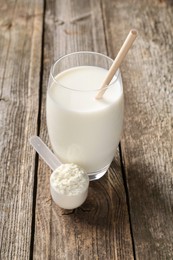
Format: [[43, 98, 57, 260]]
[[29, 136, 89, 209], [29, 136, 61, 171]]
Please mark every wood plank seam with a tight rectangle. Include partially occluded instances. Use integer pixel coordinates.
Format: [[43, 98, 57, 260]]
[[29, 1, 46, 259]]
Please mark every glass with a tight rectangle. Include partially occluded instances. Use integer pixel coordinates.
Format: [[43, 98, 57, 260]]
[[46, 51, 124, 181]]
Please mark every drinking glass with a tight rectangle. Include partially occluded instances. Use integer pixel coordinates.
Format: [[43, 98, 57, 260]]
[[46, 51, 124, 181]]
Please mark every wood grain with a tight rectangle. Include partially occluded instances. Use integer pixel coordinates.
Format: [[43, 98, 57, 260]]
[[2, 0, 172, 259], [33, 0, 134, 259], [101, 0, 173, 258], [0, 0, 43, 259]]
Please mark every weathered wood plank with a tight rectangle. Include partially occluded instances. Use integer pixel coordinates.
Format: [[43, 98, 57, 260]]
[[101, 0, 173, 258], [33, 0, 134, 259], [0, 0, 43, 259]]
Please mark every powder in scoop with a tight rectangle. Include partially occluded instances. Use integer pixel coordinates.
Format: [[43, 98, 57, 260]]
[[50, 163, 89, 209]]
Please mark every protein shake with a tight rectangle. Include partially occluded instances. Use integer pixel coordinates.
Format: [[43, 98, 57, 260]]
[[46, 53, 124, 180]]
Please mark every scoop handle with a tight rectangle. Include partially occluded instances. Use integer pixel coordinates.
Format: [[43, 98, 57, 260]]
[[29, 136, 61, 171]]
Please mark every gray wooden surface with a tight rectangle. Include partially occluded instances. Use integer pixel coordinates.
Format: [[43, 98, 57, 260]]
[[0, 0, 43, 259], [0, 0, 172, 259], [102, 0, 173, 258]]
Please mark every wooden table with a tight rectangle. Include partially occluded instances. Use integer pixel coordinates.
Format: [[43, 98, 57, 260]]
[[0, 0, 172, 259]]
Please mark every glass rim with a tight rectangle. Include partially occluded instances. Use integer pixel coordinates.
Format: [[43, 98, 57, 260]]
[[50, 51, 120, 92]]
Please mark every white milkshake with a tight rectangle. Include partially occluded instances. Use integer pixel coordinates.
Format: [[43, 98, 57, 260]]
[[46, 65, 124, 178]]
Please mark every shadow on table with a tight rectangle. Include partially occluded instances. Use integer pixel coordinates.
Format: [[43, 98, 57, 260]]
[[60, 158, 172, 231], [59, 159, 130, 230], [124, 161, 173, 233]]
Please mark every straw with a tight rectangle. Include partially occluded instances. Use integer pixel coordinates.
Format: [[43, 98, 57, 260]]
[[95, 29, 138, 99]]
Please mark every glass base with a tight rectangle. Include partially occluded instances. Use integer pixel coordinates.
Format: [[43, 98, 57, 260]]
[[87, 164, 110, 181]]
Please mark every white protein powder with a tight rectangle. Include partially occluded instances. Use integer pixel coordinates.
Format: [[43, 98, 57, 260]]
[[50, 163, 89, 209]]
